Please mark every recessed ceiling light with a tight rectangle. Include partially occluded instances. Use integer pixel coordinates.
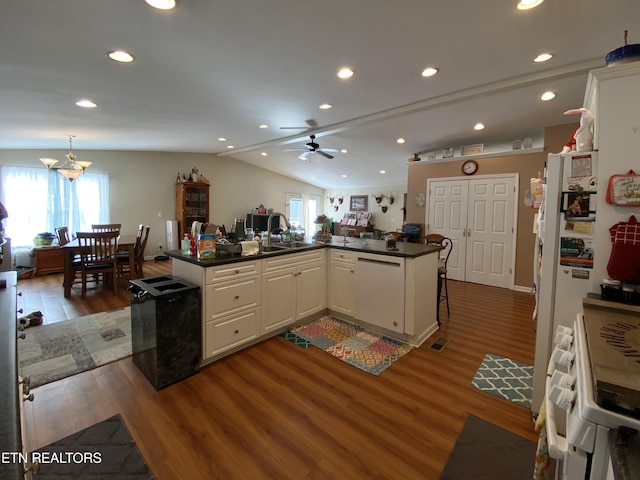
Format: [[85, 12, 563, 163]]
[[516, 0, 543, 10], [396, 138, 406, 144], [218, 137, 227, 142], [319, 104, 332, 110], [75, 99, 97, 108], [341, 174, 347, 178], [226, 145, 234, 149], [144, 0, 176, 10], [261, 152, 268, 156], [533, 52, 553, 63], [106, 50, 135, 63], [421, 67, 439, 77], [540, 91, 556, 101], [340, 149, 348, 154], [380, 170, 386, 174], [259, 124, 269, 129], [474, 123, 485, 130], [337, 68, 354, 79]]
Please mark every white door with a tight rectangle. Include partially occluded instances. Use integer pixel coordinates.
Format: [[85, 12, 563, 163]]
[[427, 175, 516, 289]]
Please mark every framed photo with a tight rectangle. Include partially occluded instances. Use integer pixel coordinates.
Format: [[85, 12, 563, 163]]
[[461, 143, 484, 156], [443, 147, 454, 158], [561, 191, 592, 218], [350, 195, 368, 211]]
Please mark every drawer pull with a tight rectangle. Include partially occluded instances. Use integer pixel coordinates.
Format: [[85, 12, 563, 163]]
[[234, 269, 240, 274], [20, 376, 30, 386], [18, 291, 23, 296], [234, 329, 239, 334], [234, 295, 240, 299], [18, 308, 24, 314], [18, 332, 26, 340], [23, 392, 34, 402]]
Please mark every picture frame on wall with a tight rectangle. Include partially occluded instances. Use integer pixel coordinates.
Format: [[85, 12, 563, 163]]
[[350, 195, 368, 211]]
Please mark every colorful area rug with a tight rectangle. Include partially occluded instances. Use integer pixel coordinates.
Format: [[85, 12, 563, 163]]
[[471, 354, 533, 408], [18, 307, 132, 388], [282, 316, 412, 375], [34, 414, 156, 479], [438, 414, 537, 480]]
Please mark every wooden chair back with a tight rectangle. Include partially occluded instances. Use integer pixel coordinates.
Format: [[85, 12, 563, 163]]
[[91, 223, 122, 233], [135, 225, 150, 260], [76, 231, 119, 297], [55, 226, 70, 246]]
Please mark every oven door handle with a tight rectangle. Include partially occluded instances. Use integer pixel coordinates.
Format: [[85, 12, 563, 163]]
[[545, 346, 569, 460]]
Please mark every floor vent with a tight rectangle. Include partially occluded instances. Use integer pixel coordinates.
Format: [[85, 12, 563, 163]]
[[428, 337, 449, 352]]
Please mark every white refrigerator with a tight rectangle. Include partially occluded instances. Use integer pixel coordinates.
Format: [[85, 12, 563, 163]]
[[531, 151, 599, 413]]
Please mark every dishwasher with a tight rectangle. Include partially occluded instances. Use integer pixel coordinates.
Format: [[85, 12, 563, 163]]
[[354, 252, 405, 334]]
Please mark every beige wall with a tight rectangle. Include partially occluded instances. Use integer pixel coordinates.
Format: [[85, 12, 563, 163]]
[[405, 123, 577, 288]]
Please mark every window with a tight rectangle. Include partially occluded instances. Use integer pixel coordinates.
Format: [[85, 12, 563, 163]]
[[285, 192, 321, 233], [0, 166, 110, 246]]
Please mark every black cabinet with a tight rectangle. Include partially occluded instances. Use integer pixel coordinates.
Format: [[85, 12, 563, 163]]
[[129, 275, 201, 390]]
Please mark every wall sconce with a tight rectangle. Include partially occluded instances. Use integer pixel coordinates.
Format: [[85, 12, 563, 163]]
[[372, 194, 387, 204]]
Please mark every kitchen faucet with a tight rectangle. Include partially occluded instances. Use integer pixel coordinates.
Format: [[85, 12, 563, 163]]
[[266, 212, 290, 245]]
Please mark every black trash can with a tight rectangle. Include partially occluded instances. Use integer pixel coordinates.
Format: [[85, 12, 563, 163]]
[[129, 275, 201, 390]]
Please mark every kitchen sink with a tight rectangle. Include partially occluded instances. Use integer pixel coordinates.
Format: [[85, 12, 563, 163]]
[[272, 241, 309, 248], [260, 245, 289, 252]]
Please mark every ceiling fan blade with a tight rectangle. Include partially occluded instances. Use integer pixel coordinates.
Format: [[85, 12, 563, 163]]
[[298, 152, 311, 160], [280, 127, 309, 130], [316, 150, 334, 159], [280, 118, 318, 130], [283, 148, 305, 152], [320, 148, 339, 153]]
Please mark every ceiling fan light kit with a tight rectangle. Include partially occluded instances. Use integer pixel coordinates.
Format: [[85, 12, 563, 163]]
[[285, 134, 338, 160]]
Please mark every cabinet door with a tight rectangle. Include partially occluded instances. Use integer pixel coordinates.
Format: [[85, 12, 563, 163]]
[[296, 261, 326, 320], [261, 266, 296, 333], [204, 308, 260, 358], [329, 261, 354, 315]]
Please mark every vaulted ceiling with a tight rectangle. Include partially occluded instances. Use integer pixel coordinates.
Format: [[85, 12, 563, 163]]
[[2, 0, 638, 188]]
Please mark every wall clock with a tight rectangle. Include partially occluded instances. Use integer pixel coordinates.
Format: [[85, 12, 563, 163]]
[[462, 160, 478, 175]]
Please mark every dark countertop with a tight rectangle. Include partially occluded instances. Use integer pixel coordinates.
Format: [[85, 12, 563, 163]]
[[0, 271, 23, 480], [166, 238, 441, 267]]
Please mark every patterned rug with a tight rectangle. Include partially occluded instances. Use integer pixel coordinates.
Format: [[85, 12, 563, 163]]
[[34, 414, 155, 479], [282, 316, 412, 375], [18, 307, 132, 388], [471, 354, 533, 408]]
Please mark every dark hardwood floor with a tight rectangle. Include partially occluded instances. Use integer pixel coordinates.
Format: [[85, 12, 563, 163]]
[[21, 261, 539, 479]]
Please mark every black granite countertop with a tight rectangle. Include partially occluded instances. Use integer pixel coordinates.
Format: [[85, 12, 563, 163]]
[[166, 238, 441, 267]]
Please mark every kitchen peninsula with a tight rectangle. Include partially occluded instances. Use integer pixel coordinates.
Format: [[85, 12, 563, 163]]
[[167, 239, 441, 365]]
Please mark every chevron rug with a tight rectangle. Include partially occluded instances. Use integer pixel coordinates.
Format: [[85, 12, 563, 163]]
[[282, 316, 412, 375], [471, 354, 533, 408]]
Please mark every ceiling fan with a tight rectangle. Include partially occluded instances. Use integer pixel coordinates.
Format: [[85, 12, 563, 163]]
[[284, 134, 339, 160]]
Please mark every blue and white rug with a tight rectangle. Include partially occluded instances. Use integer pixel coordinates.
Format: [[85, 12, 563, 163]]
[[471, 353, 533, 408]]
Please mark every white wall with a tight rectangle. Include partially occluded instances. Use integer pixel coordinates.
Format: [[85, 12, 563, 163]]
[[322, 185, 407, 234], [0, 149, 326, 254]]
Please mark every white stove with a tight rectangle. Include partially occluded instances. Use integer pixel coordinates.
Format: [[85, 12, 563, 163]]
[[544, 308, 640, 479]]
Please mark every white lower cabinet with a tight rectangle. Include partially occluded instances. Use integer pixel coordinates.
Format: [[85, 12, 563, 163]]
[[261, 250, 326, 334], [328, 249, 355, 316], [203, 260, 262, 360]]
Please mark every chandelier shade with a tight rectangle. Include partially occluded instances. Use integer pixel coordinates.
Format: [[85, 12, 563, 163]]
[[39, 135, 91, 182]]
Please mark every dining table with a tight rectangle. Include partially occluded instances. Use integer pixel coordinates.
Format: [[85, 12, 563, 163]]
[[62, 234, 137, 298]]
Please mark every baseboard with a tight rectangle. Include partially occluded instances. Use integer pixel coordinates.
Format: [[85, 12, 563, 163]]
[[513, 284, 532, 293]]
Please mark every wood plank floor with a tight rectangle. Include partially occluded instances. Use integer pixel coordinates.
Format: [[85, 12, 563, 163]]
[[22, 262, 539, 479]]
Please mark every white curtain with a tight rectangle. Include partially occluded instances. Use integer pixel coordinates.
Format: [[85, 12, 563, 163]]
[[0, 166, 110, 246]]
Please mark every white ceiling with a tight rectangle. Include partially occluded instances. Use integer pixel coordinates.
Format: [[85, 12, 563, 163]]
[[2, 0, 638, 188]]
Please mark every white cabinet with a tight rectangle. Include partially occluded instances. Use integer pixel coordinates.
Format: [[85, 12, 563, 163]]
[[261, 250, 326, 334], [203, 260, 261, 360], [329, 249, 355, 316]]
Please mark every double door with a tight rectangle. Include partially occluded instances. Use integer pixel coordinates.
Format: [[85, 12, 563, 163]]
[[427, 175, 516, 289]]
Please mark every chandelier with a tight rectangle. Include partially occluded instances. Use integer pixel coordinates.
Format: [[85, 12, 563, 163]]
[[39, 135, 92, 182]]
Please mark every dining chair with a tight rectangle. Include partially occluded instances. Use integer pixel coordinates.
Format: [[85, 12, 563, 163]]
[[76, 231, 119, 298], [91, 223, 122, 233], [118, 224, 150, 278], [55, 226, 70, 246], [423, 234, 453, 325]]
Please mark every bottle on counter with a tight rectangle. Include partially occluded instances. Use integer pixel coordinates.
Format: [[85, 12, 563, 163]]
[[181, 234, 191, 255]]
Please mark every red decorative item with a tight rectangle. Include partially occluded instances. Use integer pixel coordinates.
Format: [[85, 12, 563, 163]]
[[605, 170, 640, 206], [607, 215, 640, 281]]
